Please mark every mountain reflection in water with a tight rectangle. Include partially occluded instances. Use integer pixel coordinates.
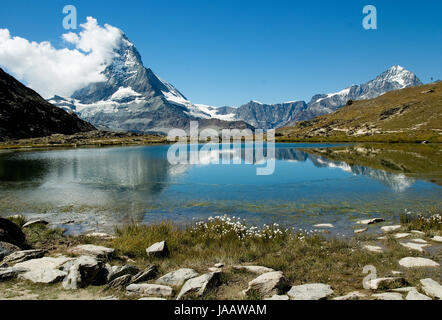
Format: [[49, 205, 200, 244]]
[[0, 143, 440, 232]]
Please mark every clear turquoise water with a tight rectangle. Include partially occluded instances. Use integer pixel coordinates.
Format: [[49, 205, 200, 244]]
[[0, 144, 440, 234]]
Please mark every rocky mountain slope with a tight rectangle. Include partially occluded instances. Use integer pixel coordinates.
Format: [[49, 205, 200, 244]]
[[192, 66, 422, 129], [277, 82, 442, 143], [48, 22, 422, 133], [0, 68, 95, 141], [305, 66, 422, 117], [49, 35, 252, 134]]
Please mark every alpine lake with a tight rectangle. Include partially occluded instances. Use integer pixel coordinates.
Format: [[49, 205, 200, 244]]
[[0, 142, 440, 236]]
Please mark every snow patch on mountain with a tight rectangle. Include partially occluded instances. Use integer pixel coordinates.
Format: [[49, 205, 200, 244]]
[[193, 104, 237, 121], [111, 87, 141, 100]]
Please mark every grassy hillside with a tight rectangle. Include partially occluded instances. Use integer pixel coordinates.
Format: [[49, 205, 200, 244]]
[[277, 82, 442, 143]]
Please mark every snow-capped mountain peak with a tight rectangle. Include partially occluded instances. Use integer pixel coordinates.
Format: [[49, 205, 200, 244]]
[[307, 65, 422, 114], [375, 65, 418, 87], [49, 32, 251, 133], [49, 28, 423, 133]]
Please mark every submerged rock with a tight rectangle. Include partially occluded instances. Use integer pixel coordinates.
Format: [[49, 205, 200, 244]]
[[313, 223, 334, 228], [381, 225, 401, 233], [356, 218, 385, 225], [22, 219, 48, 228]]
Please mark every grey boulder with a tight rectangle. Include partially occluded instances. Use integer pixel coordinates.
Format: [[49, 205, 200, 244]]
[[62, 255, 104, 289], [15, 256, 73, 284], [1, 249, 46, 265], [126, 283, 174, 298], [156, 268, 199, 287], [131, 265, 158, 284], [107, 265, 139, 282], [146, 241, 169, 258], [177, 272, 221, 300], [0, 266, 27, 281], [0, 241, 20, 260], [287, 283, 334, 300], [69, 244, 115, 260], [245, 271, 289, 297], [420, 278, 442, 299], [105, 274, 133, 290]]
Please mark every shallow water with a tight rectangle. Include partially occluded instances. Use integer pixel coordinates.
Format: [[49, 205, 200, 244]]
[[0, 143, 440, 235]]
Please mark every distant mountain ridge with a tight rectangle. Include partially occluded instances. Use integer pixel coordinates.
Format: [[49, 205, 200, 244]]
[[0, 68, 95, 141], [48, 28, 422, 132], [277, 81, 442, 143], [193, 65, 423, 129]]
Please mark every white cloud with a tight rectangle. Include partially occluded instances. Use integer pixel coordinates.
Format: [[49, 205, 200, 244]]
[[0, 17, 123, 98]]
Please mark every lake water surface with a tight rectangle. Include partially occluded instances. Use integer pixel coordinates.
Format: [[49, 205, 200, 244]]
[[0, 143, 440, 235]]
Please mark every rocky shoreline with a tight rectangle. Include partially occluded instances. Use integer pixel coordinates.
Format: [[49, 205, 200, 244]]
[[0, 130, 167, 150], [0, 215, 441, 300]]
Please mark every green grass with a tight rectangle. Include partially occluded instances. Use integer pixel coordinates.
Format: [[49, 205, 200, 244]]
[[2, 213, 440, 300], [23, 224, 66, 246], [6, 215, 26, 227], [102, 214, 441, 298], [6, 215, 66, 247], [400, 212, 442, 233]]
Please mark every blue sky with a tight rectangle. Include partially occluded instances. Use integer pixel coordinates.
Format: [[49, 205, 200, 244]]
[[1, 0, 441, 106]]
